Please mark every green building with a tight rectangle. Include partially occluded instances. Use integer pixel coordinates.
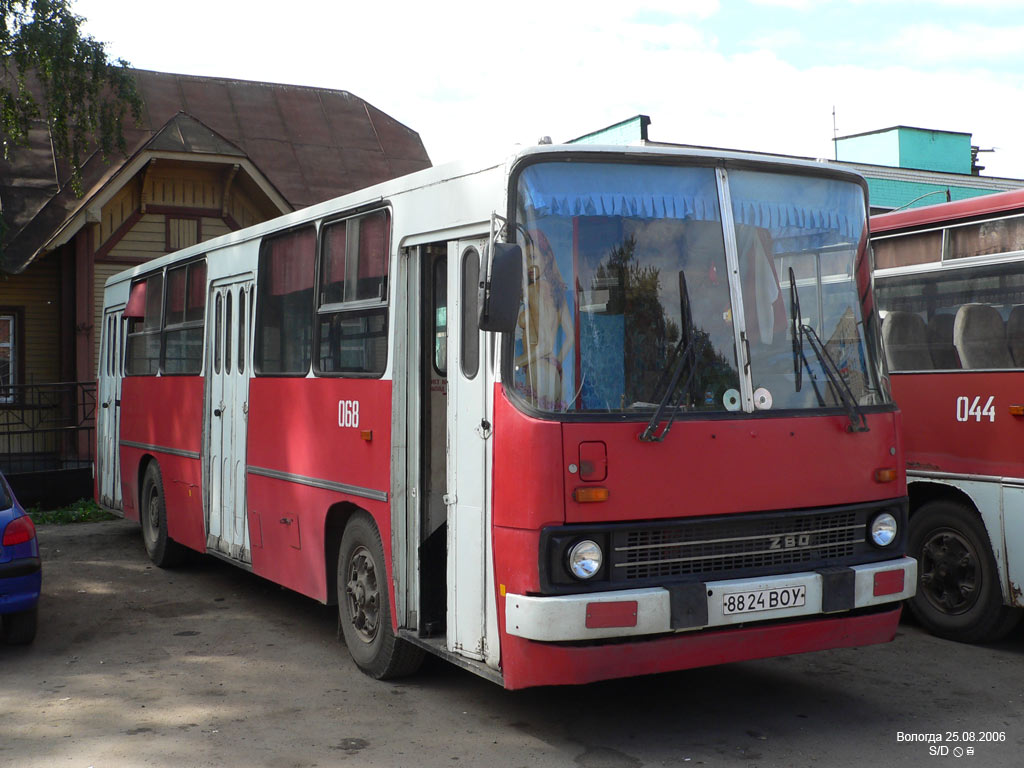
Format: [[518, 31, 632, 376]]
[[833, 125, 1022, 213]]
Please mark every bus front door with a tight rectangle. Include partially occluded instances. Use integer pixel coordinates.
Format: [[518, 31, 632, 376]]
[[205, 276, 254, 564], [446, 239, 499, 667]]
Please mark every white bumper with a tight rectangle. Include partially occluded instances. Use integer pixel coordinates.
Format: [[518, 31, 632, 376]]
[[505, 557, 917, 642]]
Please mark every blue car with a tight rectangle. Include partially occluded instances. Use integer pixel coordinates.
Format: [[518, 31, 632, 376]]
[[0, 476, 40, 644]]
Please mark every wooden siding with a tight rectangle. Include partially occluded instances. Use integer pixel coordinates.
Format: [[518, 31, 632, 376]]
[[228, 185, 270, 230], [99, 179, 141, 248], [146, 167, 223, 209], [106, 213, 167, 261], [0, 257, 60, 384]]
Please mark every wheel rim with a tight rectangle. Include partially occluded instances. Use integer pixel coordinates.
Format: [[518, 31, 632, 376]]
[[345, 545, 380, 644], [919, 528, 979, 615], [143, 485, 160, 547]]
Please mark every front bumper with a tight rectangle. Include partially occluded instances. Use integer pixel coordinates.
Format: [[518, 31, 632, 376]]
[[506, 556, 916, 642]]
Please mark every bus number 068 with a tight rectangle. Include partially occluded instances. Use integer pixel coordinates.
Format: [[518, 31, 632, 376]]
[[956, 395, 995, 423], [338, 400, 360, 428]]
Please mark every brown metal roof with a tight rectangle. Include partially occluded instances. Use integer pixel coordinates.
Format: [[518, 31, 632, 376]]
[[0, 69, 432, 273]]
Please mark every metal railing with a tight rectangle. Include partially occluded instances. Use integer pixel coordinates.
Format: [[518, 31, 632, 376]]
[[0, 382, 96, 475]]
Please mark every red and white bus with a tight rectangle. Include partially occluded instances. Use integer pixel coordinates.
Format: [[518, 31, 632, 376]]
[[97, 144, 915, 689], [873, 188, 1024, 643]]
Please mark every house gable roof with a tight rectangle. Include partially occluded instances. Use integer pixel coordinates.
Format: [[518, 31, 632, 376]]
[[0, 69, 432, 273]]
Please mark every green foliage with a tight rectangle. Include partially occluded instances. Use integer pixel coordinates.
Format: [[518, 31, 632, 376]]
[[1, 0, 142, 195], [28, 498, 116, 524]]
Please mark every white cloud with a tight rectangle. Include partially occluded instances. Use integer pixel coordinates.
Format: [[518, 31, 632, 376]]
[[73, 0, 1024, 180], [887, 23, 1024, 64]]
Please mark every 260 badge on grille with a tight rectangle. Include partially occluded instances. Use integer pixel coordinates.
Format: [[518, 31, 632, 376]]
[[722, 585, 807, 615]]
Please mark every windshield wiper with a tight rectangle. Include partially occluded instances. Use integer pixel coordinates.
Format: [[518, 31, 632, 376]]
[[639, 330, 707, 443], [788, 268, 868, 433]]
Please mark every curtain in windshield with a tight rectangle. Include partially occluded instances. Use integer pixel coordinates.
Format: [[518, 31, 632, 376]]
[[728, 169, 883, 410], [513, 163, 740, 414]]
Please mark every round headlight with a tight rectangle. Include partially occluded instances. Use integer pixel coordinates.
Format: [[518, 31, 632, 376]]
[[870, 512, 898, 547], [567, 539, 603, 580]]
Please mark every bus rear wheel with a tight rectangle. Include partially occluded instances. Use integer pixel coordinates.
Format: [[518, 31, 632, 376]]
[[337, 513, 424, 679], [140, 462, 186, 568], [907, 500, 1021, 643]]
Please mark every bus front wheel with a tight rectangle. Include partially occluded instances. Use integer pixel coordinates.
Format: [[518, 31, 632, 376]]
[[337, 513, 424, 679], [139, 462, 186, 568], [907, 500, 1021, 643]]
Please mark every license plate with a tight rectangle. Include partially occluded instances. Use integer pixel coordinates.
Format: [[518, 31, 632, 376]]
[[722, 585, 807, 615]]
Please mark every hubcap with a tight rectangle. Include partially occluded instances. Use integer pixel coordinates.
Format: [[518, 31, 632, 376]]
[[144, 488, 160, 545], [345, 545, 380, 644], [919, 529, 978, 615]]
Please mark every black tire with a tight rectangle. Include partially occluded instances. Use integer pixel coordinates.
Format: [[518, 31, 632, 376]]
[[337, 513, 424, 679], [139, 461, 186, 568], [2, 604, 38, 645], [907, 500, 1022, 643]]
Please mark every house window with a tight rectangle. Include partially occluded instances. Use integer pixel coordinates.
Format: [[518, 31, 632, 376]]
[[167, 217, 201, 252], [0, 312, 16, 402]]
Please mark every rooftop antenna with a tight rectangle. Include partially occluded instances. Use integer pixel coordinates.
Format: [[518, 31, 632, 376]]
[[832, 106, 838, 160]]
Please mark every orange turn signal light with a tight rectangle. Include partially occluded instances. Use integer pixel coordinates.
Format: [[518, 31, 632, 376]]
[[874, 468, 897, 483], [360, 430, 373, 442], [573, 487, 610, 503], [1009, 404, 1024, 417]]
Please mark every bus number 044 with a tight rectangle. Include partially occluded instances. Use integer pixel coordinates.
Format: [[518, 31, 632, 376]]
[[338, 400, 360, 428], [956, 395, 995, 423]]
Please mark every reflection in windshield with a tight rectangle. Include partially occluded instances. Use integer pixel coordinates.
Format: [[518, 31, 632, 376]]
[[510, 161, 887, 416]]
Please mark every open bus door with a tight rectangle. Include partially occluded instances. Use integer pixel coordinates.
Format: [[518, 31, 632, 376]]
[[445, 238, 500, 667]]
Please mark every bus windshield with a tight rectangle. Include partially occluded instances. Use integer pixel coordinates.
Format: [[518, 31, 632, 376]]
[[510, 160, 887, 416]]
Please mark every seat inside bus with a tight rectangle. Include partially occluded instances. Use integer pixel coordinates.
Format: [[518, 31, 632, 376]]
[[881, 311, 932, 371], [954, 304, 1014, 369]]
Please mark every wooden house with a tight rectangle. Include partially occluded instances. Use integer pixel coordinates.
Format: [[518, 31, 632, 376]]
[[0, 69, 431, 504]]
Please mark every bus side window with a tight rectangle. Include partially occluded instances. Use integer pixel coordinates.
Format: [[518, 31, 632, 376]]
[[461, 248, 480, 379], [434, 256, 447, 375], [255, 226, 316, 375], [316, 209, 390, 376], [125, 273, 163, 376]]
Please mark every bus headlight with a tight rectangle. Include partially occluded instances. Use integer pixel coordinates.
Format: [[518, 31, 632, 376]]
[[567, 539, 603, 579], [870, 512, 898, 547]]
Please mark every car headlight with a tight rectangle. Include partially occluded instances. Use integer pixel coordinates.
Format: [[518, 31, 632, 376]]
[[870, 512, 898, 547], [567, 539, 603, 579]]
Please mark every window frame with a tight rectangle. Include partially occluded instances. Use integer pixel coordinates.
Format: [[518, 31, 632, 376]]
[[160, 258, 207, 376], [0, 307, 24, 405], [313, 206, 392, 378], [125, 272, 165, 377], [253, 224, 318, 377]]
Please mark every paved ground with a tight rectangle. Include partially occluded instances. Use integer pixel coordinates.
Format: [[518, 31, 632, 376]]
[[3, 519, 1024, 767]]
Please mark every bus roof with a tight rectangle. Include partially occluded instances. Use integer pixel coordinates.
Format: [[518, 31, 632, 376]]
[[871, 187, 1024, 235]]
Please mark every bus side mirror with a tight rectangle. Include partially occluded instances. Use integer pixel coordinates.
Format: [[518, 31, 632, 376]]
[[479, 243, 523, 333]]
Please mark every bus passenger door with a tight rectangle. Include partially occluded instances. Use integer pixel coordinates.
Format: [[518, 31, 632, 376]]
[[205, 276, 254, 563], [98, 307, 126, 510], [446, 239, 495, 664]]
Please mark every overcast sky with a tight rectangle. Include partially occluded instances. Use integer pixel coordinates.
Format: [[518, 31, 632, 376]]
[[76, 0, 1024, 180]]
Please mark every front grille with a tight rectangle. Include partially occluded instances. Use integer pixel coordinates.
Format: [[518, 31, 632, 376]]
[[540, 499, 907, 594], [614, 510, 861, 581]]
